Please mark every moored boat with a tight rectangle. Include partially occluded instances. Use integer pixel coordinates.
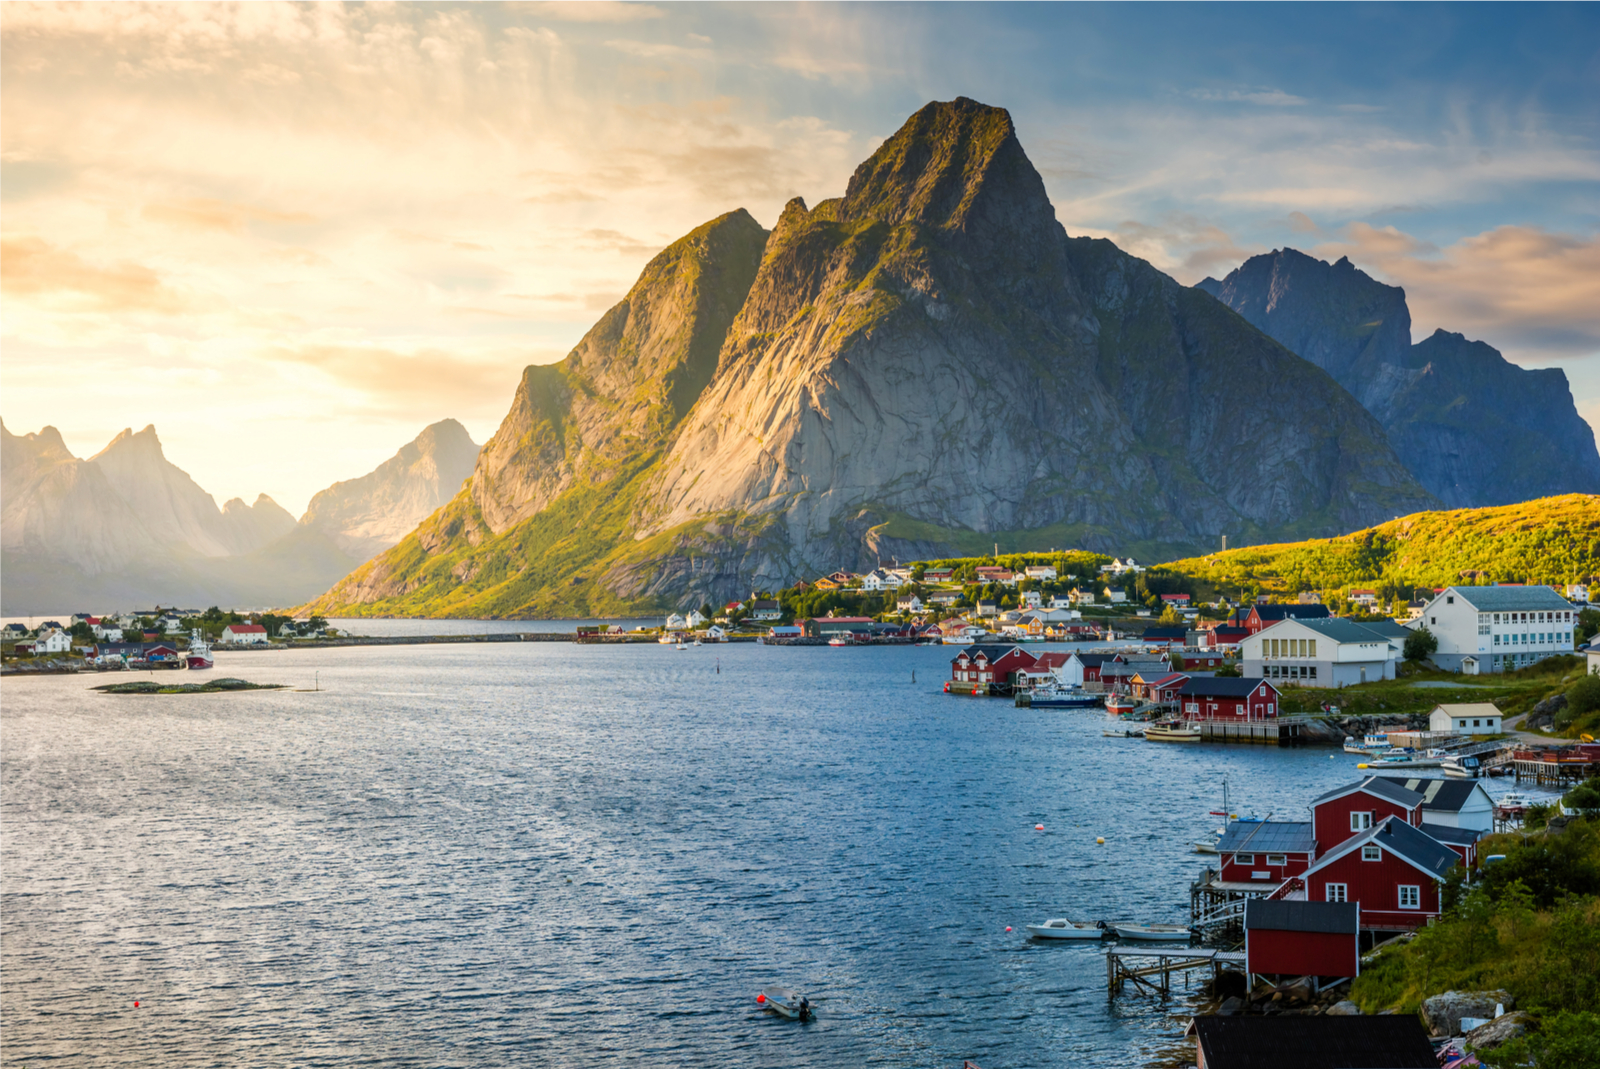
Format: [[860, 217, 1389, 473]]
[[756, 986, 813, 1021], [1112, 922, 1191, 941], [184, 629, 214, 670], [1027, 683, 1103, 708], [1144, 719, 1201, 743], [1025, 918, 1106, 940], [1104, 693, 1136, 716]]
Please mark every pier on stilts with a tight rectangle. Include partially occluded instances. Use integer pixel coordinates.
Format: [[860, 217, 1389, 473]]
[[1105, 946, 1246, 998]]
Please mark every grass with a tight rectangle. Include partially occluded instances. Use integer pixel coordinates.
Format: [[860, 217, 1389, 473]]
[[1275, 656, 1582, 720]]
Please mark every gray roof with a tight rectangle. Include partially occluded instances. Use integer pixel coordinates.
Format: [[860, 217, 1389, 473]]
[[1341, 817, 1461, 877], [1217, 820, 1314, 854], [1449, 585, 1574, 612], [1245, 899, 1359, 935], [1268, 616, 1403, 646], [1312, 776, 1425, 809], [1377, 777, 1488, 814], [1419, 822, 1482, 847]]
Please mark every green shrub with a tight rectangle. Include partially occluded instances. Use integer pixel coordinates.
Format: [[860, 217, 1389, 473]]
[[1404, 626, 1438, 662], [1483, 1010, 1600, 1069], [1567, 673, 1600, 718]]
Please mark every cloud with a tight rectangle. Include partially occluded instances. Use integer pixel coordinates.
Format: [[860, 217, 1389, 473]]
[[508, 2, 664, 23], [1287, 211, 1320, 234], [1314, 223, 1600, 361], [0, 237, 193, 314], [264, 344, 525, 412], [142, 198, 317, 233], [1189, 86, 1308, 106], [1073, 215, 1259, 280]]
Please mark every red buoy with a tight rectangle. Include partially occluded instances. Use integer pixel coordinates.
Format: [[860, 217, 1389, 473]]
[[756, 993, 765, 1004], [134, 1001, 139, 1008], [1035, 824, 1044, 830]]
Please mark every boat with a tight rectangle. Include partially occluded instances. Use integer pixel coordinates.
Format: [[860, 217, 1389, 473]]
[[757, 986, 813, 1021], [1441, 754, 1480, 779], [1027, 683, 1103, 708], [827, 635, 852, 647], [1112, 922, 1192, 942], [1493, 791, 1529, 815], [1144, 720, 1201, 743], [184, 629, 213, 670], [1025, 918, 1106, 940], [676, 638, 687, 650], [1103, 728, 1145, 738], [1194, 779, 1233, 853], [1104, 693, 1137, 716], [693, 638, 702, 647], [658, 631, 682, 645]]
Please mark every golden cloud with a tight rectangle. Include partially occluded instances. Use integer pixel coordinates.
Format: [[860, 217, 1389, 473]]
[[508, 2, 665, 23], [0, 236, 191, 314], [263, 343, 529, 413]]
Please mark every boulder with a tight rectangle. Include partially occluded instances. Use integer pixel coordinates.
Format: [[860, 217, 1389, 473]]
[[1326, 1001, 1362, 1016], [1420, 990, 1514, 1037], [1466, 1011, 1531, 1052], [1216, 996, 1245, 1017]]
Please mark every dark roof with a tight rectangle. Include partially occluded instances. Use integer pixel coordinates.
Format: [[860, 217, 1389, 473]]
[[1177, 676, 1272, 698], [1245, 899, 1359, 935], [1264, 616, 1402, 645], [1142, 627, 1187, 639], [1377, 777, 1488, 814], [1311, 776, 1424, 809], [1419, 822, 1482, 847], [953, 644, 1031, 663], [1192, 1015, 1434, 1068], [1252, 604, 1332, 621], [1074, 653, 1116, 667], [1449, 585, 1574, 612], [1325, 817, 1461, 879], [1217, 820, 1314, 854]]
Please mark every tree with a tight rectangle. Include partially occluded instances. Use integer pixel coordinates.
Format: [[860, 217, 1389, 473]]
[[1404, 626, 1438, 662], [1158, 605, 1180, 625], [1170, 652, 1186, 671]]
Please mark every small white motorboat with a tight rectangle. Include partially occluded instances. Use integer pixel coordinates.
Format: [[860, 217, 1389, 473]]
[[1112, 922, 1192, 942], [1025, 918, 1106, 940], [1103, 728, 1145, 738], [757, 986, 813, 1020]]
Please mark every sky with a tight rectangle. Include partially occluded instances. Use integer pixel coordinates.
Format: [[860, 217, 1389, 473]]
[[3, 1, 1598, 515]]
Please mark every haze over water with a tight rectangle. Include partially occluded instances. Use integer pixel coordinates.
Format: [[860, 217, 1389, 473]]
[[2, 644, 1545, 1067]]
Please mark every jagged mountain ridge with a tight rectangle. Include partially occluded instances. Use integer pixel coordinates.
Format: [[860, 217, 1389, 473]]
[[306, 97, 1439, 618], [1, 418, 481, 613], [1197, 249, 1600, 507]]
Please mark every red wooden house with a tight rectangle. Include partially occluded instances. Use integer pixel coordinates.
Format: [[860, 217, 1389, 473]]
[[1177, 649, 1228, 669], [1207, 625, 1250, 648], [1244, 899, 1360, 981], [1175, 677, 1280, 721], [1243, 603, 1331, 635], [949, 645, 1037, 685], [1310, 777, 1424, 854], [1135, 671, 1190, 703], [1216, 821, 1316, 890], [1298, 817, 1460, 930]]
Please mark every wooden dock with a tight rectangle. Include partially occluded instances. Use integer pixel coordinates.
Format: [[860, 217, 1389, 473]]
[[1106, 946, 1246, 997], [1195, 718, 1305, 747]]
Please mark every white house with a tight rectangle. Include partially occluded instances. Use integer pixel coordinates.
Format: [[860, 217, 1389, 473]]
[[1023, 565, 1057, 581], [1101, 557, 1145, 576], [705, 624, 727, 642], [975, 599, 999, 618], [861, 569, 905, 591], [33, 628, 73, 654], [929, 591, 961, 607], [1347, 589, 1379, 609], [665, 613, 688, 630], [1072, 588, 1096, 606], [1102, 586, 1128, 604], [1428, 703, 1503, 735], [220, 623, 269, 645], [1415, 585, 1578, 673], [1587, 638, 1600, 676], [1049, 594, 1075, 610], [1020, 590, 1042, 609], [685, 609, 707, 628], [897, 594, 924, 613], [1239, 617, 1399, 688], [750, 600, 783, 621], [1565, 583, 1590, 604], [1377, 776, 1495, 835]]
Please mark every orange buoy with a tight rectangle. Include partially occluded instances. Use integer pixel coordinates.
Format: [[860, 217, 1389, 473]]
[[1035, 824, 1044, 831]]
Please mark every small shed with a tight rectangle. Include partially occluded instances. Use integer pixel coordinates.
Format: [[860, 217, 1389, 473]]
[[1428, 703, 1502, 734], [1244, 899, 1359, 981]]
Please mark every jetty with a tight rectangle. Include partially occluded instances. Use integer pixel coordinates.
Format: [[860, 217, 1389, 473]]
[[1106, 946, 1245, 998]]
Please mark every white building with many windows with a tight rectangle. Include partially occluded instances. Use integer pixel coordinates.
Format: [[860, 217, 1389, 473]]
[[1412, 585, 1579, 673], [1239, 616, 1400, 688]]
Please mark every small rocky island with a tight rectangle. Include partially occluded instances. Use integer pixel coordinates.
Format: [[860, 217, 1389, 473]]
[[93, 677, 285, 695]]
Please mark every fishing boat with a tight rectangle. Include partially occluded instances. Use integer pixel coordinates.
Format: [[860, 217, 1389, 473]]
[[1493, 791, 1529, 816], [827, 635, 852, 647], [1441, 754, 1480, 779], [756, 986, 813, 1021], [1027, 683, 1102, 708], [1144, 720, 1201, 743], [1112, 922, 1192, 942], [184, 628, 213, 670], [1025, 918, 1106, 940], [658, 631, 682, 645], [1104, 693, 1137, 716]]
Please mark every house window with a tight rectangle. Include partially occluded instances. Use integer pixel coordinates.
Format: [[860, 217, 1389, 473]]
[[1309, 639, 1316, 658], [1234, 854, 1255, 865], [1326, 883, 1348, 903], [1362, 844, 1381, 861], [1266, 854, 1287, 866], [1399, 885, 1420, 909], [1351, 811, 1373, 831]]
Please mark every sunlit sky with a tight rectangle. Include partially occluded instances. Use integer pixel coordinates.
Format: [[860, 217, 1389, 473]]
[[4, 1, 1598, 515]]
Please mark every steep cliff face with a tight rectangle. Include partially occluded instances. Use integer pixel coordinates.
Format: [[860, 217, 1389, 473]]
[[1198, 249, 1600, 507], [87, 425, 239, 556], [299, 419, 479, 562], [306, 98, 1439, 618]]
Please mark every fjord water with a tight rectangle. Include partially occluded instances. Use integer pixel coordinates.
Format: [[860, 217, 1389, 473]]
[[4, 644, 1391, 1067]]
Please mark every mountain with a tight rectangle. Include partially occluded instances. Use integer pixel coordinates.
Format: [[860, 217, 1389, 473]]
[[1197, 249, 1600, 508], [1158, 493, 1600, 597], [305, 98, 1439, 619], [298, 418, 480, 563], [0, 418, 479, 614]]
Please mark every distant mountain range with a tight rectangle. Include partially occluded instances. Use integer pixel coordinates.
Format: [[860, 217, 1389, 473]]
[[304, 97, 1440, 619], [0, 418, 478, 614], [1197, 250, 1600, 508]]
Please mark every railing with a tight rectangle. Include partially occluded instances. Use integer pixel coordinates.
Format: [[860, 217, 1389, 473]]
[[1268, 877, 1304, 901]]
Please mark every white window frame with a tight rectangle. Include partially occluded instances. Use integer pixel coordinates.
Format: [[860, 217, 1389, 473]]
[[1398, 885, 1420, 910], [1362, 844, 1381, 861], [1351, 811, 1373, 832], [1325, 882, 1348, 903], [1265, 854, 1287, 866], [1234, 853, 1255, 865]]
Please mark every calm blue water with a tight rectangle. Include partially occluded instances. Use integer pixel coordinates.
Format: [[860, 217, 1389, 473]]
[[0, 644, 1550, 1067]]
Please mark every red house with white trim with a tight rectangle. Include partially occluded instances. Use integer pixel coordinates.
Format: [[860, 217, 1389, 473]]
[[1216, 821, 1316, 891], [1310, 777, 1424, 854], [949, 644, 1037, 686], [1175, 677, 1280, 721], [1298, 817, 1459, 930], [1242, 603, 1332, 635], [1244, 899, 1360, 981]]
